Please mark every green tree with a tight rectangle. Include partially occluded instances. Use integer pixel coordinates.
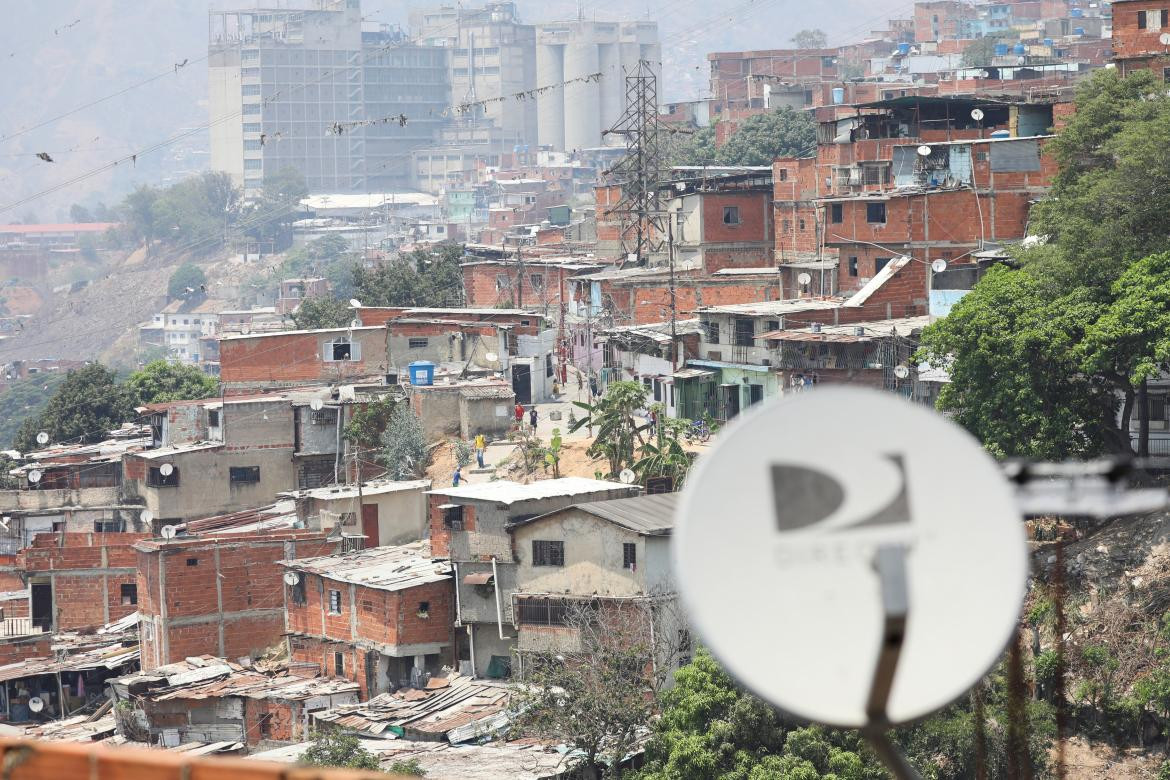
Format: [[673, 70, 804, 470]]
[[0, 372, 68, 448], [150, 172, 241, 252], [790, 28, 828, 48], [291, 297, 353, 330], [70, 204, 93, 223], [632, 406, 695, 490], [167, 263, 207, 300], [670, 125, 717, 166], [379, 404, 428, 480], [298, 729, 383, 772], [245, 166, 309, 250], [569, 380, 651, 477], [716, 107, 816, 166], [12, 364, 134, 452], [960, 33, 1012, 67], [120, 185, 160, 247], [353, 244, 465, 308], [124, 360, 217, 406]]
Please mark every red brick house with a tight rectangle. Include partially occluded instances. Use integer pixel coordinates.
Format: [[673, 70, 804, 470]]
[[1111, 0, 1170, 77], [283, 540, 454, 700]]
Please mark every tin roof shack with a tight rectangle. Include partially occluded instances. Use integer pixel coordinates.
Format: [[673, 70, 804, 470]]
[[218, 326, 389, 393], [406, 381, 516, 440], [111, 657, 358, 746], [760, 316, 931, 395], [426, 478, 640, 678], [17, 532, 148, 633], [508, 493, 689, 679], [0, 636, 138, 725], [283, 541, 454, 700], [1111, 0, 1170, 76], [134, 531, 340, 672], [279, 479, 430, 547], [596, 320, 704, 418]]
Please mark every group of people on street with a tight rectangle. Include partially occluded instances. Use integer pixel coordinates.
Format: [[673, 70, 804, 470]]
[[451, 430, 496, 486]]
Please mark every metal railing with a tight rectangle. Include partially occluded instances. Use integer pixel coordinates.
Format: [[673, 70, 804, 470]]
[[0, 617, 43, 637]]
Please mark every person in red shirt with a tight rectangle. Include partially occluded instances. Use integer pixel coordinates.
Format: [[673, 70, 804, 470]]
[[514, 402, 525, 427]]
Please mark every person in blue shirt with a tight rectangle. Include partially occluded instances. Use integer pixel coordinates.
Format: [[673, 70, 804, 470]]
[[453, 465, 462, 486]]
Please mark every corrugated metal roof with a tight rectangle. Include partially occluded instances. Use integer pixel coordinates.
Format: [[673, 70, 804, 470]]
[[119, 657, 358, 702], [0, 642, 140, 684], [510, 493, 678, 536], [284, 540, 451, 592], [427, 477, 635, 505]]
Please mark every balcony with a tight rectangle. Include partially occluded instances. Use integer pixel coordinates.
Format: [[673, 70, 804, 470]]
[[0, 617, 44, 638]]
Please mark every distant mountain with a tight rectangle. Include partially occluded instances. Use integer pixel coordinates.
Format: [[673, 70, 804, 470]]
[[0, 0, 904, 218]]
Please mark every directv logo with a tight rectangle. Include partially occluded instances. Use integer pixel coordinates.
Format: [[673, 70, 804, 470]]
[[770, 456, 912, 534]]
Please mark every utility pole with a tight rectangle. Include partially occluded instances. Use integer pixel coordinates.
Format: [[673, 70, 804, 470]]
[[515, 240, 524, 310], [668, 217, 679, 372]]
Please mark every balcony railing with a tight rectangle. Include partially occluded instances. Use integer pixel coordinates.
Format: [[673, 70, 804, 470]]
[[0, 617, 43, 637]]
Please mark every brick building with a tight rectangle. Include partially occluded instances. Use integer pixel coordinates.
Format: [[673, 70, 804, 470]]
[[914, 0, 977, 42], [283, 541, 454, 700], [218, 326, 389, 391], [667, 170, 775, 272], [1111, 0, 1170, 76], [275, 277, 329, 315], [460, 258, 603, 311], [17, 532, 148, 632], [707, 48, 839, 115], [134, 530, 340, 671]]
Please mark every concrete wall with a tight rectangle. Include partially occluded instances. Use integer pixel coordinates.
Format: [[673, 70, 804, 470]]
[[208, 49, 244, 187], [459, 394, 515, 439], [294, 405, 341, 456]]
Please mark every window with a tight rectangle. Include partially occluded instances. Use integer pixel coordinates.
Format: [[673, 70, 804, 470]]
[[778, 168, 788, 181], [442, 505, 465, 530], [147, 466, 179, 487], [1150, 394, 1169, 430], [289, 575, 306, 605], [95, 519, 123, 533], [324, 340, 359, 361], [530, 273, 544, 290], [517, 597, 576, 625], [328, 589, 342, 614], [722, 206, 741, 225], [875, 257, 891, 273], [417, 601, 430, 616], [848, 257, 859, 277], [334, 652, 344, 675], [546, 353, 554, 378], [532, 540, 565, 567], [229, 466, 261, 484], [186, 558, 199, 567], [866, 202, 886, 223], [408, 337, 428, 349], [766, 320, 780, 333], [798, 219, 806, 231], [704, 321, 720, 344], [257, 713, 273, 739], [208, 409, 220, 427], [120, 584, 137, 606], [623, 543, 637, 570], [1164, 67, 1170, 84], [310, 409, 336, 425]]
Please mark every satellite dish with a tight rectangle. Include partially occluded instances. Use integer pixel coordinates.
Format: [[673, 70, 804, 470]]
[[350, 319, 362, 328], [485, 352, 499, 362], [673, 388, 1027, 728], [140, 509, 154, 524], [0, 517, 9, 532], [160, 463, 174, 477], [349, 298, 362, 308], [931, 259, 948, 273], [970, 108, 984, 122], [309, 398, 324, 411], [160, 525, 178, 539], [797, 272, 812, 286], [916, 144, 932, 156], [894, 365, 910, 379], [27, 697, 43, 713], [27, 470, 41, 484], [619, 469, 636, 484], [35, 432, 49, 445], [283, 571, 301, 586], [1160, 32, 1170, 45]]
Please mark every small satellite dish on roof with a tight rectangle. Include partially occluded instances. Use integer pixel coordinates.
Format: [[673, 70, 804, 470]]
[[27, 470, 41, 484], [619, 469, 636, 484], [141, 509, 153, 524], [1160, 32, 1170, 45], [485, 352, 499, 362], [797, 272, 812, 286], [970, 108, 985, 122], [916, 144, 932, 157], [27, 697, 43, 713], [160, 463, 174, 477], [160, 525, 177, 539], [350, 319, 362, 329], [894, 365, 910, 379], [309, 398, 324, 411], [931, 259, 948, 273], [349, 298, 362, 308], [35, 432, 49, 445], [283, 571, 301, 586]]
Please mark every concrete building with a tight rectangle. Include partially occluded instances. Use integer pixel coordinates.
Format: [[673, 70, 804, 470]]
[[275, 277, 330, 315], [208, 1, 448, 194], [1111, 0, 1170, 76], [283, 540, 454, 700], [279, 479, 431, 547], [140, 299, 229, 368], [534, 20, 660, 151]]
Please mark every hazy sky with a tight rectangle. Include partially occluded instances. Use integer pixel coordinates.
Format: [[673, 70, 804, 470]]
[[0, 0, 911, 218]]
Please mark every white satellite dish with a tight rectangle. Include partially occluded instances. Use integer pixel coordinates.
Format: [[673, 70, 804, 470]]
[[797, 272, 812, 286], [970, 108, 984, 122], [916, 144, 932, 156], [160, 463, 174, 477], [1160, 32, 1170, 45], [140, 509, 154, 524], [673, 388, 1027, 729], [485, 352, 499, 362], [27, 470, 41, 484], [309, 398, 324, 411], [931, 259, 948, 273], [283, 571, 301, 586], [350, 319, 362, 328], [349, 298, 362, 308], [160, 525, 178, 539], [619, 469, 636, 484], [894, 365, 910, 379], [35, 432, 49, 445], [27, 697, 43, 713]]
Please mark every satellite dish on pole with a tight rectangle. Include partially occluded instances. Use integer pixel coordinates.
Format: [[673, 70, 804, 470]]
[[485, 352, 499, 362], [309, 398, 324, 411], [349, 298, 362, 308], [35, 432, 49, 445], [27, 470, 41, 484], [797, 272, 812, 286], [916, 144, 932, 157], [160, 525, 178, 539], [140, 509, 153, 525], [970, 108, 984, 122], [673, 388, 1026, 729], [931, 259, 948, 273], [160, 463, 174, 477], [619, 469, 636, 484], [283, 571, 301, 586], [27, 697, 43, 713], [894, 365, 910, 379], [1160, 32, 1170, 45]]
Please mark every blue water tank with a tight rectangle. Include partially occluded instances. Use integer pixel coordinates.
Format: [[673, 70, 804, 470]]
[[897, 42, 911, 55], [1074, 27, 1085, 35], [990, 129, 1011, 138], [1043, 38, 1053, 46], [1013, 43, 1026, 55], [1070, 7, 1083, 17], [831, 87, 845, 104], [994, 43, 1009, 56], [408, 361, 435, 386]]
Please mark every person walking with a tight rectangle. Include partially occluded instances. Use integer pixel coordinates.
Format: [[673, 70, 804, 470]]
[[529, 406, 538, 430], [452, 465, 462, 487], [514, 402, 525, 429], [474, 433, 486, 468]]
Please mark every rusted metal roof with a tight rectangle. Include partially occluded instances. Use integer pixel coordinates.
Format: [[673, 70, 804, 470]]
[[0, 642, 140, 684], [462, 572, 494, 586], [283, 540, 451, 593], [117, 657, 358, 703]]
